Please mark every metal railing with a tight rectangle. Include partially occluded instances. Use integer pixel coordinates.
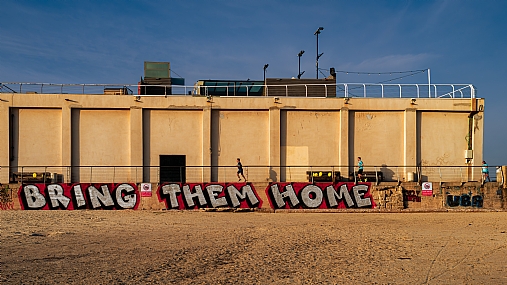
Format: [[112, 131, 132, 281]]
[[338, 83, 475, 98], [0, 82, 476, 98], [1, 165, 500, 185]]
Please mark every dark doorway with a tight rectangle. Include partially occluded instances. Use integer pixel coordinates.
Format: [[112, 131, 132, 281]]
[[160, 155, 186, 183]]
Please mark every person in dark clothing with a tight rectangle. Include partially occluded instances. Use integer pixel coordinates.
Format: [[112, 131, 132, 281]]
[[237, 158, 246, 181]]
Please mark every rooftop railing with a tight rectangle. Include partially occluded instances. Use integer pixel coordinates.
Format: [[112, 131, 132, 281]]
[[337, 83, 475, 98], [0, 82, 476, 98]]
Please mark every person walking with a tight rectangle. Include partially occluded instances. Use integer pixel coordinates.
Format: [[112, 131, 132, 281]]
[[237, 158, 246, 182], [357, 157, 364, 182], [482, 160, 490, 183]]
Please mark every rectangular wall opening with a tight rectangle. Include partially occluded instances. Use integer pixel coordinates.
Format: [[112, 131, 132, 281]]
[[159, 155, 186, 183]]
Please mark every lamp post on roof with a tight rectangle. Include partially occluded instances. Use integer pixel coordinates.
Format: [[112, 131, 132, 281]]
[[263, 64, 269, 96], [263, 64, 269, 83], [297, 50, 305, 79], [314, 27, 324, 79]]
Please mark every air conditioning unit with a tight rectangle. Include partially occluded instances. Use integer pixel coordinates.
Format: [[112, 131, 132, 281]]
[[52, 173, 64, 183]]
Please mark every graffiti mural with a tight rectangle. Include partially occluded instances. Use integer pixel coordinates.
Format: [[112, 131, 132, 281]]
[[403, 190, 421, 202], [158, 183, 262, 210], [0, 202, 14, 210], [1, 185, 14, 210], [266, 182, 375, 209], [446, 192, 483, 207], [18, 183, 140, 210]]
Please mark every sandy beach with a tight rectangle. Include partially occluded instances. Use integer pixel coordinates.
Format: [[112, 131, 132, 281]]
[[1, 210, 507, 284]]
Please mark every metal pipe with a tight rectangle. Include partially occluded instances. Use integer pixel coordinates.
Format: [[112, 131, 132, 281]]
[[428, 68, 431, 97]]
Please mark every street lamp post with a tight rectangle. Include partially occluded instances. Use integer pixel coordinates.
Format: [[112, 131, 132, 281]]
[[263, 64, 269, 83], [263, 64, 269, 95], [297, 50, 305, 79], [314, 27, 324, 79]]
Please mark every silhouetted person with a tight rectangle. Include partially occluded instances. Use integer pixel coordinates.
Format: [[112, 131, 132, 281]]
[[237, 158, 246, 181]]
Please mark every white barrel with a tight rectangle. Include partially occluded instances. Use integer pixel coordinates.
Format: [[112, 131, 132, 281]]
[[496, 167, 502, 184]]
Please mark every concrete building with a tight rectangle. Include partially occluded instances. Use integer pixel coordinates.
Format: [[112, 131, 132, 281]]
[[0, 81, 483, 185]]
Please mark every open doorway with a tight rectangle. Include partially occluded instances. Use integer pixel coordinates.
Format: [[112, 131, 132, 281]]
[[159, 155, 186, 183]]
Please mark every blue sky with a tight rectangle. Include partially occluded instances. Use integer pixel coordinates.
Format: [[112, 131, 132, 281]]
[[1, 0, 506, 164]]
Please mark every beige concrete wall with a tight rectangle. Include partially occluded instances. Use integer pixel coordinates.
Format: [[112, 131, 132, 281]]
[[351, 111, 404, 180], [145, 110, 203, 182], [281, 110, 340, 181], [14, 109, 63, 175], [418, 112, 470, 182], [212, 110, 269, 182], [75, 109, 131, 182], [0, 94, 484, 185]]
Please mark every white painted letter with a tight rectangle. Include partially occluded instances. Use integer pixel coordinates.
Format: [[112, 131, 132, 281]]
[[326, 184, 355, 208], [182, 185, 207, 208], [23, 185, 46, 209], [300, 185, 323, 208], [270, 184, 299, 208], [227, 184, 259, 208], [206, 185, 228, 208], [47, 184, 71, 209], [115, 184, 137, 209], [72, 185, 87, 208], [352, 185, 372, 208], [88, 185, 115, 209], [161, 183, 181, 209]]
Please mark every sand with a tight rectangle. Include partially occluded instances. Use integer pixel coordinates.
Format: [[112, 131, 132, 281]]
[[1, 210, 507, 284]]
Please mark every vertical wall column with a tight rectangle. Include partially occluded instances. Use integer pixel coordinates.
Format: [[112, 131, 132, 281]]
[[269, 107, 280, 182], [61, 106, 72, 182], [404, 108, 417, 179], [339, 107, 349, 176], [472, 98, 485, 181], [202, 107, 212, 181], [0, 100, 9, 183], [130, 107, 143, 183]]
